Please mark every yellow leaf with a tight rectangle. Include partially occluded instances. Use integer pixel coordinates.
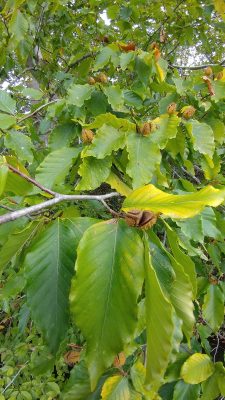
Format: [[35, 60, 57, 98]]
[[214, 0, 225, 20], [122, 184, 225, 219], [106, 172, 132, 197], [181, 353, 214, 384]]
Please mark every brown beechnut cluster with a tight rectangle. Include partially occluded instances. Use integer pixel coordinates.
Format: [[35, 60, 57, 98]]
[[81, 128, 94, 144], [87, 72, 108, 85], [204, 66, 213, 77], [137, 122, 156, 136], [216, 71, 223, 80], [124, 209, 159, 230], [181, 105, 196, 119], [167, 102, 177, 115]]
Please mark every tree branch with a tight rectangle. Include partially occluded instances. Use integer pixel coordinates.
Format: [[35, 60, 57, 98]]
[[170, 60, 225, 70], [7, 164, 57, 196], [0, 192, 120, 225], [65, 52, 95, 72], [2, 362, 28, 394], [17, 100, 58, 123]]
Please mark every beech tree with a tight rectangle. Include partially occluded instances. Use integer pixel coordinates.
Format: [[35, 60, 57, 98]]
[[0, 0, 225, 399]]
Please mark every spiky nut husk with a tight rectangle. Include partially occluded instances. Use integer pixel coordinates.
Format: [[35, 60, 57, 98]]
[[96, 72, 108, 83], [139, 211, 158, 229], [139, 122, 156, 136], [216, 71, 223, 80], [167, 102, 177, 115], [87, 76, 96, 85], [124, 210, 143, 227], [81, 128, 94, 144], [140, 122, 151, 136], [182, 106, 196, 119], [113, 352, 126, 368], [124, 210, 158, 229], [204, 66, 213, 76]]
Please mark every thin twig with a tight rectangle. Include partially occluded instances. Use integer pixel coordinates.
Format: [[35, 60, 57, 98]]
[[0, 192, 120, 225], [212, 334, 220, 363], [0, 204, 15, 211], [6, 164, 56, 197], [1, 16, 10, 38], [2, 362, 28, 394], [65, 52, 95, 72], [0, 165, 120, 224], [101, 199, 120, 217], [17, 100, 58, 123], [17, 66, 38, 77], [144, 0, 186, 50], [170, 60, 225, 70], [180, 166, 201, 185]]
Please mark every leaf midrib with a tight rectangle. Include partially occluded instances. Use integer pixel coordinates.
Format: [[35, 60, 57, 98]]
[[98, 224, 118, 347]]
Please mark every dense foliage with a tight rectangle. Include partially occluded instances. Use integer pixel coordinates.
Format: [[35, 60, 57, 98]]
[[1, 0, 225, 399]]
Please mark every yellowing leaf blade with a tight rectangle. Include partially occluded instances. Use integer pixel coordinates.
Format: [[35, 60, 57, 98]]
[[123, 184, 225, 219]]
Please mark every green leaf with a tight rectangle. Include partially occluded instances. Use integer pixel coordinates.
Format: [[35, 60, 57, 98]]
[[148, 232, 176, 296], [185, 120, 215, 158], [67, 84, 94, 107], [206, 118, 225, 144], [135, 55, 152, 85], [103, 85, 124, 110], [0, 163, 8, 197], [86, 124, 126, 159], [94, 46, 117, 70], [201, 153, 221, 180], [172, 380, 200, 400], [123, 90, 143, 108], [211, 80, 225, 101], [201, 373, 220, 400], [4, 131, 34, 163], [151, 114, 181, 149], [0, 113, 16, 129], [4, 156, 32, 195], [168, 254, 195, 340], [85, 113, 135, 132], [181, 353, 214, 384], [126, 133, 161, 189], [122, 184, 225, 219], [76, 156, 112, 190], [70, 220, 144, 388], [144, 235, 174, 389], [0, 221, 42, 271], [62, 361, 91, 400], [175, 215, 204, 243], [22, 87, 43, 100], [86, 90, 108, 116], [215, 362, 225, 396], [49, 123, 79, 151], [120, 52, 135, 70], [202, 284, 224, 331], [0, 91, 16, 114], [25, 218, 80, 353], [35, 147, 79, 190], [101, 376, 130, 399], [201, 207, 222, 239], [166, 226, 197, 297], [9, 9, 29, 42]]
